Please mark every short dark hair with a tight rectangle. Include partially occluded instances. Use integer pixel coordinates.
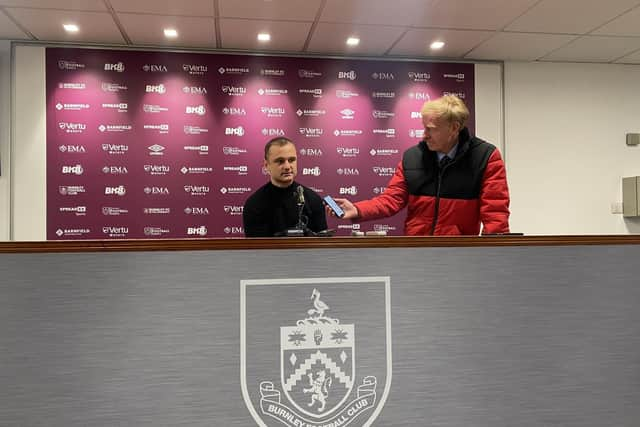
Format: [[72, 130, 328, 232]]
[[264, 136, 294, 159]]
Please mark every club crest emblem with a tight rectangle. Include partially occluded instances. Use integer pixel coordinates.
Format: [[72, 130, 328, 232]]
[[241, 277, 391, 427]]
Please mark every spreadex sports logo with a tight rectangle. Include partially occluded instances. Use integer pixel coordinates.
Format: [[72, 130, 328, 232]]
[[241, 277, 391, 427]]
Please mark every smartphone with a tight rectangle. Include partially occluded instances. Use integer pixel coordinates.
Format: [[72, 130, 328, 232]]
[[323, 195, 345, 218]]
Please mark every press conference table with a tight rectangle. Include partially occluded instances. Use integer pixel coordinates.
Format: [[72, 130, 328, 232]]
[[1, 235, 639, 427]]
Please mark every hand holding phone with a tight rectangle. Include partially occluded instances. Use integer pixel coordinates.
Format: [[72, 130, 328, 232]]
[[323, 195, 345, 218]]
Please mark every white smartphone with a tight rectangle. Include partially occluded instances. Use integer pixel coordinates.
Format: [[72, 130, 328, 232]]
[[323, 195, 345, 218]]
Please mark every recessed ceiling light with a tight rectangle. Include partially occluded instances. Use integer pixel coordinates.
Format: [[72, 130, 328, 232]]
[[63, 24, 79, 33], [257, 33, 271, 42], [164, 28, 178, 38], [346, 37, 360, 46], [430, 40, 445, 50]]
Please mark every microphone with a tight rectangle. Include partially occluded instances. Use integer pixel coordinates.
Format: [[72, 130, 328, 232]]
[[296, 185, 305, 206]]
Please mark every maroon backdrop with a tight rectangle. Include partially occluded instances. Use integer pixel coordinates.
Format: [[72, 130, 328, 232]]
[[46, 47, 475, 239]]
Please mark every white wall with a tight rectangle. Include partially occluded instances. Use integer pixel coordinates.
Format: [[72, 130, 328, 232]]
[[0, 41, 10, 240], [12, 45, 45, 241], [505, 61, 640, 235]]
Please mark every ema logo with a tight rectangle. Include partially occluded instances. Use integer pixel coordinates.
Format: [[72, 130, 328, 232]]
[[302, 167, 321, 176], [337, 70, 357, 80], [144, 186, 170, 195], [223, 107, 247, 116], [186, 105, 206, 115], [262, 128, 285, 137], [241, 278, 391, 427], [337, 168, 360, 176], [58, 145, 86, 153], [371, 72, 394, 80], [409, 92, 430, 101], [104, 62, 125, 72], [187, 226, 208, 236], [142, 64, 168, 73], [105, 185, 126, 196], [184, 207, 211, 215], [183, 86, 208, 95], [102, 166, 128, 175], [61, 164, 84, 175], [225, 126, 245, 137], [145, 84, 166, 94], [339, 186, 358, 195], [299, 148, 323, 157], [224, 226, 244, 235]]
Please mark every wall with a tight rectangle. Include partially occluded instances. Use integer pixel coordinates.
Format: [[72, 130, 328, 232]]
[[0, 41, 10, 240], [7, 45, 503, 241], [505, 61, 640, 235]]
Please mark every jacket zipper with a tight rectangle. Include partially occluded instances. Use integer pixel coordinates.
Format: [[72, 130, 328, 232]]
[[430, 162, 449, 235]]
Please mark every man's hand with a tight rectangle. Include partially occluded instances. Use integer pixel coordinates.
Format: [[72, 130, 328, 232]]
[[326, 198, 358, 219]]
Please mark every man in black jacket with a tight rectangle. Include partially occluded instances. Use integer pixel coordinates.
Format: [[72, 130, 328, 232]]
[[243, 137, 327, 237]]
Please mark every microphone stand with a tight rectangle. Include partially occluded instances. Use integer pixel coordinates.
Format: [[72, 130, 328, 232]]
[[285, 188, 307, 237]]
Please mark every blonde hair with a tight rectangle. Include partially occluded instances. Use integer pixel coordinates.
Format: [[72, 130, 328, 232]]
[[420, 94, 469, 127]]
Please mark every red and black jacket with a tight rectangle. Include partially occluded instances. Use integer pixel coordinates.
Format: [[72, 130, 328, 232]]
[[354, 128, 510, 235]]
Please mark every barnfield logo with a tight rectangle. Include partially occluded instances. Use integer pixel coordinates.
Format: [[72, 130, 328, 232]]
[[241, 277, 391, 427]]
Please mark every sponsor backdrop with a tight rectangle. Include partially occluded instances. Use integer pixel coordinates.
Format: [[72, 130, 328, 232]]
[[47, 47, 474, 239], [2, 245, 640, 426]]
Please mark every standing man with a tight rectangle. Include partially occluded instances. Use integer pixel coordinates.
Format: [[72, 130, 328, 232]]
[[243, 137, 327, 237], [330, 95, 510, 235]]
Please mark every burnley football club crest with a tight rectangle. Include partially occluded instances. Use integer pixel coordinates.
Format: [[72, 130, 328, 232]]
[[241, 277, 391, 427]]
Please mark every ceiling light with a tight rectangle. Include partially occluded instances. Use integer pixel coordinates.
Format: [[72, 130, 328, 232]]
[[164, 28, 178, 38], [346, 37, 360, 46], [430, 40, 445, 50], [63, 24, 79, 33], [257, 33, 271, 42]]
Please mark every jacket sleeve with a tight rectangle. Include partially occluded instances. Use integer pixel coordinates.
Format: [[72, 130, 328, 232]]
[[353, 161, 409, 221], [479, 149, 510, 234]]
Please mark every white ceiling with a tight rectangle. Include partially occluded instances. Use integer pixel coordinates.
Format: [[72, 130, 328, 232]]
[[2, 0, 640, 64]]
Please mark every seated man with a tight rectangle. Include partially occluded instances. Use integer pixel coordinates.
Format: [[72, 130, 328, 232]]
[[243, 137, 327, 237]]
